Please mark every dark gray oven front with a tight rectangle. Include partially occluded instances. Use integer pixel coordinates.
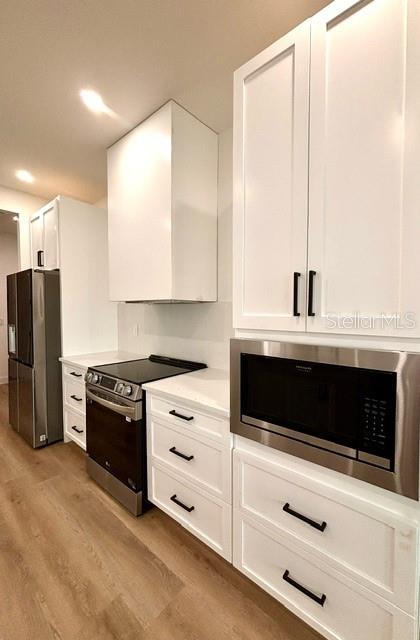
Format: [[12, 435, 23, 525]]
[[230, 339, 420, 500]]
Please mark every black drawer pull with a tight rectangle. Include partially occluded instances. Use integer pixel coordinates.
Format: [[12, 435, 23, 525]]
[[71, 425, 84, 434], [169, 409, 194, 422], [282, 570, 326, 607], [308, 270, 316, 316], [293, 272, 301, 317], [70, 371, 82, 378], [37, 250, 44, 267], [169, 446, 194, 462], [170, 494, 195, 513], [70, 394, 83, 402], [283, 503, 327, 532]]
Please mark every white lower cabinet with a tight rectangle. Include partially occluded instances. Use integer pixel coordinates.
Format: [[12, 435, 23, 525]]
[[64, 408, 86, 449], [62, 363, 87, 450], [149, 462, 231, 560], [146, 391, 232, 560], [233, 447, 419, 640], [234, 513, 415, 640]]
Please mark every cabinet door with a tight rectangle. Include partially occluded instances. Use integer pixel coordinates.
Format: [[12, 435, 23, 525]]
[[107, 105, 173, 301], [233, 22, 310, 331], [42, 201, 59, 269], [308, 0, 420, 337], [30, 213, 44, 268]]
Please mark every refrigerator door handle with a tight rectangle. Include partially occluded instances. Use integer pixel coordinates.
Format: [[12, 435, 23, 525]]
[[8, 324, 16, 354]]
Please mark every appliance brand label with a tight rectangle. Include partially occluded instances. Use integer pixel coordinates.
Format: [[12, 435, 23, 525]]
[[296, 364, 312, 373]]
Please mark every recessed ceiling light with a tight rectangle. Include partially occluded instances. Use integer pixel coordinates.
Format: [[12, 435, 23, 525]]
[[15, 169, 34, 183], [80, 88, 109, 114]]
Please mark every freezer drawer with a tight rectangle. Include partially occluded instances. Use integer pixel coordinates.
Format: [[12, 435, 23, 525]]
[[8, 359, 18, 431], [17, 362, 35, 446]]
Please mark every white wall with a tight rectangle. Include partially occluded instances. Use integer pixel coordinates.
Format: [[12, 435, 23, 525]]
[[0, 232, 18, 384], [117, 128, 233, 370], [0, 185, 47, 269]]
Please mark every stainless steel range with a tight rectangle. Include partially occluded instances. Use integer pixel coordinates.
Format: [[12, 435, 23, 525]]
[[85, 355, 206, 515]]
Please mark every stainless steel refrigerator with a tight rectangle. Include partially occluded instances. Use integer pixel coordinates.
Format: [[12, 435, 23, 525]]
[[7, 269, 63, 447]]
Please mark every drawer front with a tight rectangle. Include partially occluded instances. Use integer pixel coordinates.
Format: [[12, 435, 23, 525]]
[[62, 363, 86, 381], [149, 463, 231, 560], [234, 451, 417, 614], [234, 513, 415, 640], [148, 395, 229, 440], [64, 409, 86, 449], [148, 416, 231, 501], [63, 378, 86, 414]]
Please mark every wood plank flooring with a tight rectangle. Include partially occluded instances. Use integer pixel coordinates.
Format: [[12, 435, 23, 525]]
[[0, 384, 322, 640]]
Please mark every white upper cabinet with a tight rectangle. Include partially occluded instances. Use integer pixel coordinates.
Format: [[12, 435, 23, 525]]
[[30, 196, 118, 356], [30, 200, 59, 270], [307, 0, 420, 337], [233, 23, 310, 331], [107, 100, 218, 302], [233, 0, 420, 338]]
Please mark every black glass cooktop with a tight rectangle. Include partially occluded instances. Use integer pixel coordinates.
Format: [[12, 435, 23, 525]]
[[90, 355, 206, 386]]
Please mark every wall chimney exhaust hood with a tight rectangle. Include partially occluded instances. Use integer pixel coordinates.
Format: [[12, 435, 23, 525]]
[[107, 100, 218, 303]]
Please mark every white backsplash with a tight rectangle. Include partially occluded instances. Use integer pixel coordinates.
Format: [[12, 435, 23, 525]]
[[117, 128, 233, 371]]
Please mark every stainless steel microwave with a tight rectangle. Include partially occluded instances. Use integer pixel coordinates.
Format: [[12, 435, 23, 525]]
[[230, 339, 420, 500]]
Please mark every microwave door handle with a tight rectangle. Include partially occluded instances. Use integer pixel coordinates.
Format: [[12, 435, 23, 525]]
[[86, 388, 136, 420]]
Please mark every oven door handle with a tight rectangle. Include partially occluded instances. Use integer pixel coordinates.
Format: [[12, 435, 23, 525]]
[[86, 388, 136, 420]]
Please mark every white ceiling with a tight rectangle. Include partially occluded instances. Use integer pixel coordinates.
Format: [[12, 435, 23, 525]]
[[0, 0, 331, 203]]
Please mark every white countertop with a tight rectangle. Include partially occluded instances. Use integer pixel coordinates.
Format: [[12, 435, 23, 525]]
[[59, 350, 145, 371], [143, 368, 230, 418]]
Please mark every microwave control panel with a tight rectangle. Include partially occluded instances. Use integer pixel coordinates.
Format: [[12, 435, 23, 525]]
[[358, 372, 396, 469]]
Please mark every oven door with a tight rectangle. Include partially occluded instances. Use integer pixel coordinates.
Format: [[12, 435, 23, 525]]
[[86, 386, 144, 492]]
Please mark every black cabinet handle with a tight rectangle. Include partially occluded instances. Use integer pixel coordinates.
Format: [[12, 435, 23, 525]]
[[70, 372, 82, 378], [169, 446, 194, 461], [71, 425, 84, 434], [169, 409, 194, 422], [70, 394, 83, 402], [283, 503, 327, 532], [308, 270, 317, 316], [170, 494, 195, 513], [293, 272, 301, 317], [37, 250, 44, 267], [282, 570, 326, 607]]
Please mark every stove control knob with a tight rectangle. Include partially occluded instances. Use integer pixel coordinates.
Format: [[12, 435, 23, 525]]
[[123, 385, 133, 397], [116, 382, 124, 395], [85, 372, 93, 383], [92, 373, 100, 384]]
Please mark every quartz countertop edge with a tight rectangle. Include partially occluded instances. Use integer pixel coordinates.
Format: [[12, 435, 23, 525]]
[[142, 368, 230, 419], [59, 351, 146, 371]]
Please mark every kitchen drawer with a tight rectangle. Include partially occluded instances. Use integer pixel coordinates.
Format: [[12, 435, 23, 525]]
[[148, 395, 229, 441], [62, 363, 86, 381], [63, 377, 86, 414], [64, 408, 86, 450], [234, 513, 415, 640], [148, 416, 231, 501], [233, 450, 418, 614], [149, 462, 231, 560]]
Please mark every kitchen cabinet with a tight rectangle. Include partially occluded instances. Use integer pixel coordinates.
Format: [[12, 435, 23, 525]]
[[233, 22, 310, 331], [233, 0, 420, 338], [30, 200, 59, 269], [144, 370, 231, 560], [31, 196, 118, 356], [233, 439, 420, 640], [107, 100, 218, 302]]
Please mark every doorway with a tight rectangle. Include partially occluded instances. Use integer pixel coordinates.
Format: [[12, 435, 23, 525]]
[[0, 211, 19, 385]]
